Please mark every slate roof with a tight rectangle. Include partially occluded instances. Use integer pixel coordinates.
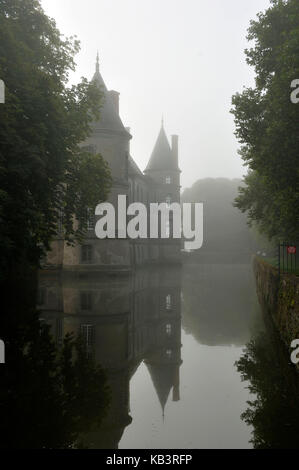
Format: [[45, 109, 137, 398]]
[[92, 54, 129, 135], [128, 154, 144, 177], [145, 124, 177, 172]]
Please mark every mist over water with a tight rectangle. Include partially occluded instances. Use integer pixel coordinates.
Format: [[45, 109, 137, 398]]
[[0, 0, 298, 451], [35, 261, 297, 449]]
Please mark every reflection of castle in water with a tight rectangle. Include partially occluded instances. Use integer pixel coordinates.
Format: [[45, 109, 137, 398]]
[[38, 266, 182, 448]]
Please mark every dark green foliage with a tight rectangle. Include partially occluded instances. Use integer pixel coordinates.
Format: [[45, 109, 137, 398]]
[[231, 0, 299, 241], [0, 0, 112, 277], [0, 265, 110, 449], [0, 1, 112, 448], [236, 328, 299, 449]]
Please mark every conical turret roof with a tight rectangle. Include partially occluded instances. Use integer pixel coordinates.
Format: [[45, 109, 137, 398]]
[[92, 53, 129, 135], [145, 361, 178, 416], [145, 122, 177, 172]]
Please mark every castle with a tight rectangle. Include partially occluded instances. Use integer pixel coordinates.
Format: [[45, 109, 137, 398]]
[[46, 54, 181, 271]]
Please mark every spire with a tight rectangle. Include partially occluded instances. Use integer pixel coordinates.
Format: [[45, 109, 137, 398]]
[[96, 51, 100, 74], [91, 55, 129, 135], [145, 120, 178, 172]]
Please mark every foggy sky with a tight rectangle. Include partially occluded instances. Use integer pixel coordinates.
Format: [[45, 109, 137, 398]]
[[41, 0, 271, 189]]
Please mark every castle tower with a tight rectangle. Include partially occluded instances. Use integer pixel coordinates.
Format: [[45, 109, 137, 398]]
[[144, 121, 181, 263], [145, 120, 180, 200], [62, 53, 132, 271]]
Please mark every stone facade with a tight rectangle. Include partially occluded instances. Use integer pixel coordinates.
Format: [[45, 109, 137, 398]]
[[46, 55, 181, 272], [253, 256, 299, 370]]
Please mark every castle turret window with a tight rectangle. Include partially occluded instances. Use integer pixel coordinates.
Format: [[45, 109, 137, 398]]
[[166, 294, 172, 310], [166, 324, 172, 336]]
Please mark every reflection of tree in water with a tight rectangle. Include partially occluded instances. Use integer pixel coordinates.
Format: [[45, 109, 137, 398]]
[[182, 265, 260, 346], [0, 267, 110, 449], [236, 327, 299, 449]]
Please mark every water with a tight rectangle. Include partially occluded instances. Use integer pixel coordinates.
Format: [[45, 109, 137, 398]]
[[38, 263, 299, 449]]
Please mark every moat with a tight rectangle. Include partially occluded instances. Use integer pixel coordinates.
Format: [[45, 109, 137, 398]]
[[38, 263, 299, 449]]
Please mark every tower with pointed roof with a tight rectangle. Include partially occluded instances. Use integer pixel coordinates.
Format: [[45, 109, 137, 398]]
[[144, 120, 181, 263], [62, 53, 132, 271]]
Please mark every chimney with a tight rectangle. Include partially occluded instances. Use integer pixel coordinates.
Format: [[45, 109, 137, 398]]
[[171, 135, 179, 167], [109, 90, 120, 115]]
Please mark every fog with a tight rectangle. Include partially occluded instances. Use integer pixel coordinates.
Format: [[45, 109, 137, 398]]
[[41, 0, 271, 189]]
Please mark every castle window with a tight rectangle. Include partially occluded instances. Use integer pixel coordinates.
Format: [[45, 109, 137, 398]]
[[80, 291, 93, 311], [86, 208, 95, 231], [166, 294, 172, 310], [166, 324, 172, 336], [80, 324, 95, 358], [81, 245, 93, 263], [165, 176, 171, 184]]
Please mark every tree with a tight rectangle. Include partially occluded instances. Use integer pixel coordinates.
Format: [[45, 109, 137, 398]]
[[0, 321, 110, 449], [231, 0, 299, 242], [236, 329, 299, 449], [0, 0, 112, 278]]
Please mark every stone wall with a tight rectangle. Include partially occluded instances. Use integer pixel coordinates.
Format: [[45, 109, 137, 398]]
[[253, 256, 299, 369]]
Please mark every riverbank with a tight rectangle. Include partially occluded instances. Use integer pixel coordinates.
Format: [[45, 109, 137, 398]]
[[253, 256, 299, 370]]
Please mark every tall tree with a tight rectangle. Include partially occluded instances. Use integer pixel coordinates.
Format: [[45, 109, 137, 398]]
[[0, 0, 111, 278], [231, 0, 299, 241]]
